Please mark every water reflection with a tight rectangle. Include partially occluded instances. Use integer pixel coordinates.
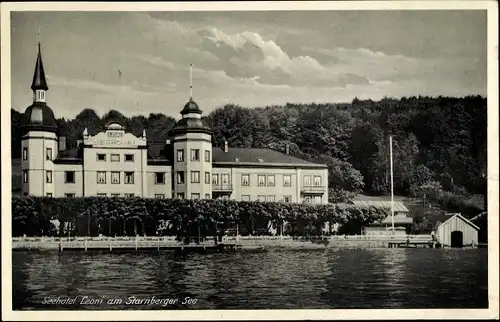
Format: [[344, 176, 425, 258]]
[[12, 248, 488, 310]]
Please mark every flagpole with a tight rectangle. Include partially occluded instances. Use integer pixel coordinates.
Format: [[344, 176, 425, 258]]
[[189, 64, 193, 98], [390, 135, 394, 234]]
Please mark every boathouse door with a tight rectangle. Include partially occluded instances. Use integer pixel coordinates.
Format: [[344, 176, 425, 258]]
[[450, 231, 464, 248]]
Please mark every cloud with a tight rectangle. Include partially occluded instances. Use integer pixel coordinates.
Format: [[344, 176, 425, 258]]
[[10, 11, 486, 120]]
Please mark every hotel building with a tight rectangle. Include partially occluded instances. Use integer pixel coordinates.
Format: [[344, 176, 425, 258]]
[[20, 43, 329, 204]]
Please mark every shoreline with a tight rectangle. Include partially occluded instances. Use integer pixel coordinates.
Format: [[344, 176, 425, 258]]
[[11, 236, 483, 251]]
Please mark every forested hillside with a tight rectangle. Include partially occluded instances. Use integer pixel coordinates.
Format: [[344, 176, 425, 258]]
[[11, 95, 487, 208]]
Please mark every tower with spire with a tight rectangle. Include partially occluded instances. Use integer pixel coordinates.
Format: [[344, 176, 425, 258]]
[[168, 64, 213, 199], [21, 41, 59, 196]]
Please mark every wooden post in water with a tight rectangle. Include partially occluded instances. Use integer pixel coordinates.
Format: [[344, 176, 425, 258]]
[[135, 236, 138, 251], [84, 238, 87, 252]]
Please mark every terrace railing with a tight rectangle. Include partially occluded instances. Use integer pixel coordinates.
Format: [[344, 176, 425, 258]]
[[212, 183, 233, 191], [301, 185, 326, 194]]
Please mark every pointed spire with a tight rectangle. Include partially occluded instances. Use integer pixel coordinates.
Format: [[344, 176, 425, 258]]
[[31, 42, 48, 91]]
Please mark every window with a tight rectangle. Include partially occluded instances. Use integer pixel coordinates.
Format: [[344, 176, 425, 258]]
[[155, 172, 165, 184], [241, 195, 250, 202], [205, 193, 211, 199], [257, 195, 266, 202], [65, 193, 75, 198], [177, 149, 184, 162], [205, 172, 211, 184], [125, 172, 134, 184], [155, 194, 164, 199], [23, 147, 27, 160], [177, 171, 185, 184], [111, 193, 120, 198], [97, 171, 106, 184], [258, 175, 266, 186], [267, 175, 275, 187], [125, 154, 134, 162], [204, 150, 210, 162], [283, 175, 291, 187], [241, 174, 250, 186], [177, 193, 184, 199], [221, 174, 230, 184], [111, 154, 120, 162], [212, 174, 219, 185], [97, 154, 106, 161], [125, 193, 134, 198], [191, 171, 200, 183], [267, 195, 275, 202], [97, 193, 107, 197], [314, 176, 322, 186], [46, 193, 52, 197], [303, 175, 312, 186], [191, 193, 200, 200], [304, 196, 312, 204], [284, 196, 291, 203], [23, 170, 28, 183], [46, 147, 52, 161], [111, 171, 120, 184], [65, 171, 75, 183], [191, 149, 200, 161], [46, 170, 52, 183], [314, 196, 322, 204]]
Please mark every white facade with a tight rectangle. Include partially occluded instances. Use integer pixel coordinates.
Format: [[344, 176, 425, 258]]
[[21, 122, 328, 203], [20, 44, 329, 203]]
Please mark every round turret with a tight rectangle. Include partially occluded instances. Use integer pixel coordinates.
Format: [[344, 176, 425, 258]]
[[21, 102, 58, 134], [180, 98, 203, 115]]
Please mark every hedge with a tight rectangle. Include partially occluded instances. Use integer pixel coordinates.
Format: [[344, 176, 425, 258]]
[[11, 196, 389, 237]]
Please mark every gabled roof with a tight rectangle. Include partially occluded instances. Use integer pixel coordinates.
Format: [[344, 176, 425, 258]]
[[53, 147, 82, 164], [147, 142, 171, 161], [379, 215, 413, 225], [212, 147, 326, 167], [351, 200, 409, 212], [438, 213, 480, 230], [470, 212, 487, 222]]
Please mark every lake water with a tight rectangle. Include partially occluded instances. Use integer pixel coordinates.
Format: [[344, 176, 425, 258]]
[[12, 248, 488, 310]]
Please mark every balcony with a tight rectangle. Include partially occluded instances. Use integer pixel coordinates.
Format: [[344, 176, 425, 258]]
[[301, 185, 326, 194], [212, 183, 233, 192]]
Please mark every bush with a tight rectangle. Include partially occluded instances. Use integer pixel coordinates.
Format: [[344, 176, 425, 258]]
[[11, 196, 389, 237]]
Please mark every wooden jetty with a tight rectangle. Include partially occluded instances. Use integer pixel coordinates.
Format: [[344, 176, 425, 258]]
[[11, 237, 263, 253], [387, 237, 440, 248]]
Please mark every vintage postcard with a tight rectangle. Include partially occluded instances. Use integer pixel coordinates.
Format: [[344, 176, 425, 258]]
[[1, 1, 498, 321]]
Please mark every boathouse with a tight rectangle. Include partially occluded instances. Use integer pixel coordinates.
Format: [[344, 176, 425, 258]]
[[352, 198, 413, 235], [436, 214, 479, 247]]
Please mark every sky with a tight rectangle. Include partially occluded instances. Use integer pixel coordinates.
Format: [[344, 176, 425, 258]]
[[10, 10, 487, 119]]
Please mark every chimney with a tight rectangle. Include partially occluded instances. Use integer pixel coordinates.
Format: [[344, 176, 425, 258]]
[[58, 136, 66, 151], [285, 144, 290, 155], [224, 140, 229, 153]]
